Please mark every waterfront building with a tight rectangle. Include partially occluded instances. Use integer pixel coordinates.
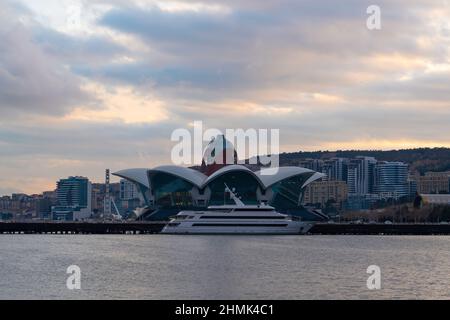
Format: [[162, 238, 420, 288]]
[[35, 197, 52, 219], [374, 162, 409, 198], [52, 176, 92, 221], [346, 157, 376, 195], [302, 180, 348, 209], [414, 172, 450, 194], [114, 136, 326, 221], [114, 164, 325, 221]]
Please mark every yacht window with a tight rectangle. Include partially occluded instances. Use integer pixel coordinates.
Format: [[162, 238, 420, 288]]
[[200, 216, 285, 219], [192, 223, 289, 227], [233, 208, 274, 212], [208, 209, 232, 213]]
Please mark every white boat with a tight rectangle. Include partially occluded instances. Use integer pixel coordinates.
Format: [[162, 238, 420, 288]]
[[161, 184, 314, 235]]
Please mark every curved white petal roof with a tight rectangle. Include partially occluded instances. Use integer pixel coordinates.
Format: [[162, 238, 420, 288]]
[[112, 168, 150, 188], [255, 166, 317, 188], [301, 172, 327, 188], [148, 165, 207, 187], [201, 164, 264, 188], [114, 165, 325, 191]]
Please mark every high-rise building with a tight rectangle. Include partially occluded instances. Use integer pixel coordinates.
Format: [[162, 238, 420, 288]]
[[346, 157, 376, 195], [321, 158, 345, 181], [374, 162, 409, 198], [56, 176, 90, 207], [52, 176, 92, 221]]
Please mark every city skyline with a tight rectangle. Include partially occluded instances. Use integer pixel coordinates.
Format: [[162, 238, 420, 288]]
[[2, 153, 449, 221], [2, 150, 448, 196], [1, 0, 450, 195], [2, 145, 449, 196]]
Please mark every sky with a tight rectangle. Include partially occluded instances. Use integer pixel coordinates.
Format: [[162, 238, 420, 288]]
[[0, 0, 450, 195]]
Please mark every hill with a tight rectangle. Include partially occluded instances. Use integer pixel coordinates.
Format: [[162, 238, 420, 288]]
[[277, 148, 450, 174]]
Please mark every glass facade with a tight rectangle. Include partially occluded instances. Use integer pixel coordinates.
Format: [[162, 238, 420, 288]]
[[56, 176, 89, 207], [269, 173, 314, 210], [133, 168, 323, 221], [149, 172, 195, 207], [207, 171, 260, 205]]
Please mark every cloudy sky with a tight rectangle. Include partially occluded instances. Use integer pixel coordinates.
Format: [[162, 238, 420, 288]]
[[1, 0, 450, 195]]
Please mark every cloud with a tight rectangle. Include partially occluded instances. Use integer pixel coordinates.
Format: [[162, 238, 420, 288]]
[[33, 26, 127, 64], [65, 82, 169, 124], [94, 0, 450, 105], [1, 0, 450, 194], [0, 2, 94, 116], [0, 117, 185, 193]]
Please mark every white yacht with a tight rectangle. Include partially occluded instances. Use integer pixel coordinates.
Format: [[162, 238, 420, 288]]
[[161, 185, 314, 235]]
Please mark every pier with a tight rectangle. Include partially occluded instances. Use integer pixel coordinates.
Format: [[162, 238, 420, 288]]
[[0, 221, 166, 234], [2, 221, 450, 235]]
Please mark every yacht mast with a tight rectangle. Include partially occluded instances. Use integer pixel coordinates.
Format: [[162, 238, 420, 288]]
[[224, 183, 245, 206]]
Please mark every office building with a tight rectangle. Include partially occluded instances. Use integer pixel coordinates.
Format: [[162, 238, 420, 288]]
[[374, 162, 409, 198], [52, 176, 92, 221], [346, 157, 377, 195], [303, 180, 348, 208], [414, 172, 450, 194]]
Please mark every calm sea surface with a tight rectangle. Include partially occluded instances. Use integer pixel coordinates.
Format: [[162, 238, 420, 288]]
[[1, 235, 450, 299]]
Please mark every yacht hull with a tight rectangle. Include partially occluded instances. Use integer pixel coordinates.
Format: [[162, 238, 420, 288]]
[[161, 221, 313, 235]]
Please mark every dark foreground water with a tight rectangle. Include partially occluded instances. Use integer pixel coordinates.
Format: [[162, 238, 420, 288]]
[[1, 235, 450, 299]]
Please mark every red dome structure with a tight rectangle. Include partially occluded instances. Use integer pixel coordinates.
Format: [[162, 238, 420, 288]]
[[200, 135, 238, 176]]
